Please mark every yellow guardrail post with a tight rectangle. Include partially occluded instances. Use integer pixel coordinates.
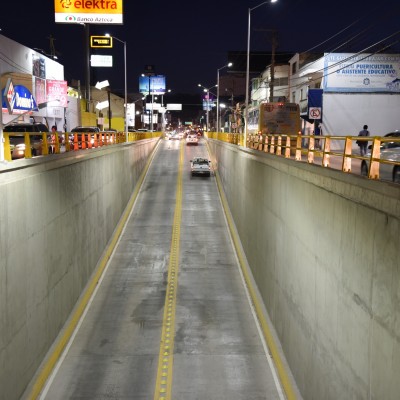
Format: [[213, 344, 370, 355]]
[[369, 137, 382, 179], [4, 133, 12, 161], [55, 133, 61, 154], [284, 136, 291, 158], [322, 136, 330, 167], [307, 136, 315, 164], [342, 137, 353, 172], [269, 135, 275, 154], [24, 133, 32, 158], [295, 134, 302, 161], [264, 134, 269, 153], [42, 133, 49, 156], [65, 133, 71, 152]]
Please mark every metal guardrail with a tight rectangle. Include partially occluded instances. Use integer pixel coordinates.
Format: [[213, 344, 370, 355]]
[[206, 131, 400, 183], [3, 131, 163, 161]]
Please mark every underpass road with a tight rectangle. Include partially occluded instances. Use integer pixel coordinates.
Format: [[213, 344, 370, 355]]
[[37, 138, 284, 400]]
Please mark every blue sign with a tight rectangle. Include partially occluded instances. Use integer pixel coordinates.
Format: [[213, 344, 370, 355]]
[[2, 84, 38, 114], [139, 75, 166, 95], [308, 88, 323, 121], [202, 94, 215, 111]]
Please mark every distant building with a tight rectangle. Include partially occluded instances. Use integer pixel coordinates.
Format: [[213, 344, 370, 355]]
[[289, 52, 400, 143]]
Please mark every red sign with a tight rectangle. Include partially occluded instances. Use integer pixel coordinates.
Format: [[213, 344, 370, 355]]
[[46, 80, 68, 107], [309, 107, 321, 120]]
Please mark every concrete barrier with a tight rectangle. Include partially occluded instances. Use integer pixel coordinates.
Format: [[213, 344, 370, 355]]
[[207, 139, 400, 400], [0, 139, 159, 400]]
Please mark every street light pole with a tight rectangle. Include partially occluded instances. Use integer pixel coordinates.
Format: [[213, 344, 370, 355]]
[[106, 34, 128, 140], [216, 62, 232, 133], [161, 89, 171, 132], [198, 83, 217, 132], [245, 0, 277, 143]]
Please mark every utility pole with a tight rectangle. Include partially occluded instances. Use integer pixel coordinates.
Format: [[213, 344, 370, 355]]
[[270, 30, 277, 102], [47, 34, 56, 58], [85, 24, 91, 112], [256, 28, 278, 102]]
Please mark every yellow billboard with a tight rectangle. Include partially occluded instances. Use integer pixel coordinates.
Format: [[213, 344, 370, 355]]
[[54, 0, 123, 24]]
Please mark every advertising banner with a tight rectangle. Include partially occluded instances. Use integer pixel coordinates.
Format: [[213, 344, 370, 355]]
[[35, 77, 46, 105], [54, 0, 123, 24], [323, 53, 400, 93], [46, 80, 68, 107], [139, 75, 166, 95], [126, 103, 135, 127], [32, 54, 46, 79]]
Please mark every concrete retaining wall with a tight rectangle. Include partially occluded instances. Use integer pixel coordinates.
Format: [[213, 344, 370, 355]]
[[208, 139, 400, 400], [0, 139, 159, 400]]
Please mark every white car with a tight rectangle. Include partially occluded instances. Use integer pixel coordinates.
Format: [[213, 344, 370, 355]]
[[186, 133, 199, 145], [360, 130, 400, 183], [190, 157, 211, 177]]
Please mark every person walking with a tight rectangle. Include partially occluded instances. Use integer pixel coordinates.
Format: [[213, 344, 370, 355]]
[[357, 124, 370, 156], [48, 125, 57, 154]]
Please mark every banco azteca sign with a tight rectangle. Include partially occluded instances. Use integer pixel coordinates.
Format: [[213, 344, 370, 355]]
[[54, 0, 123, 25]]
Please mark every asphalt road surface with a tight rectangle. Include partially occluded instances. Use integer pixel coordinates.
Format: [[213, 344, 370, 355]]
[[36, 137, 285, 400]]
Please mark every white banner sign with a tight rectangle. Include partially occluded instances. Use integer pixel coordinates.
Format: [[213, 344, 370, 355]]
[[91, 55, 113, 67], [167, 104, 182, 111], [323, 53, 400, 93]]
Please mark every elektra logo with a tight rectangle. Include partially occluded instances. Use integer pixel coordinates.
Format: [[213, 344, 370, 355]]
[[60, 0, 72, 9], [59, 0, 118, 9]]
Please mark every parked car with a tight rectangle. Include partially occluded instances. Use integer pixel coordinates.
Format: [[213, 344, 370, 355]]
[[186, 132, 199, 145], [190, 157, 211, 177], [4, 122, 49, 159], [361, 130, 400, 183], [70, 126, 101, 148]]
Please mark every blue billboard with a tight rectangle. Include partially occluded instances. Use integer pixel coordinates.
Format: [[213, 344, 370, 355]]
[[139, 75, 166, 95]]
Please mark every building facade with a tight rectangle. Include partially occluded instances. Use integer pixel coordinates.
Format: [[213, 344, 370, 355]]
[[288, 52, 400, 142]]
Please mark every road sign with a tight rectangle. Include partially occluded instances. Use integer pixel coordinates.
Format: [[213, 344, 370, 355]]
[[96, 100, 109, 110], [95, 80, 110, 90], [90, 36, 113, 48], [309, 107, 321, 120]]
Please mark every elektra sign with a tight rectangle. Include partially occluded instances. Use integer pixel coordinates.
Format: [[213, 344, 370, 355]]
[[54, 0, 123, 24]]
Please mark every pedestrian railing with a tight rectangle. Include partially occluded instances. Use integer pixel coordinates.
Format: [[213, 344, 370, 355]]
[[3, 131, 163, 161], [206, 132, 400, 182]]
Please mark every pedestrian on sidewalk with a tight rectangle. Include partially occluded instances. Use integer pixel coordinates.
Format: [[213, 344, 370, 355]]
[[356, 124, 370, 156]]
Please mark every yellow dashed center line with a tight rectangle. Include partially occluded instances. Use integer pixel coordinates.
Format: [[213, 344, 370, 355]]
[[153, 142, 184, 400]]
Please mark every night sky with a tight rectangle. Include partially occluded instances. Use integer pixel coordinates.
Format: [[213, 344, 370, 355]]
[[1, 0, 399, 98]]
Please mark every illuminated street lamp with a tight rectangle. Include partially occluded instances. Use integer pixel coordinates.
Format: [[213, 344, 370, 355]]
[[216, 62, 232, 133], [198, 83, 217, 132], [161, 89, 171, 131], [245, 0, 278, 142], [105, 34, 128, 140]]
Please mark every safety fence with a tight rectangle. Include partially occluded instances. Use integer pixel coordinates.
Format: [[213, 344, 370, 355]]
[[3, 130, 163, 161], [206, 131, 400, 183]]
